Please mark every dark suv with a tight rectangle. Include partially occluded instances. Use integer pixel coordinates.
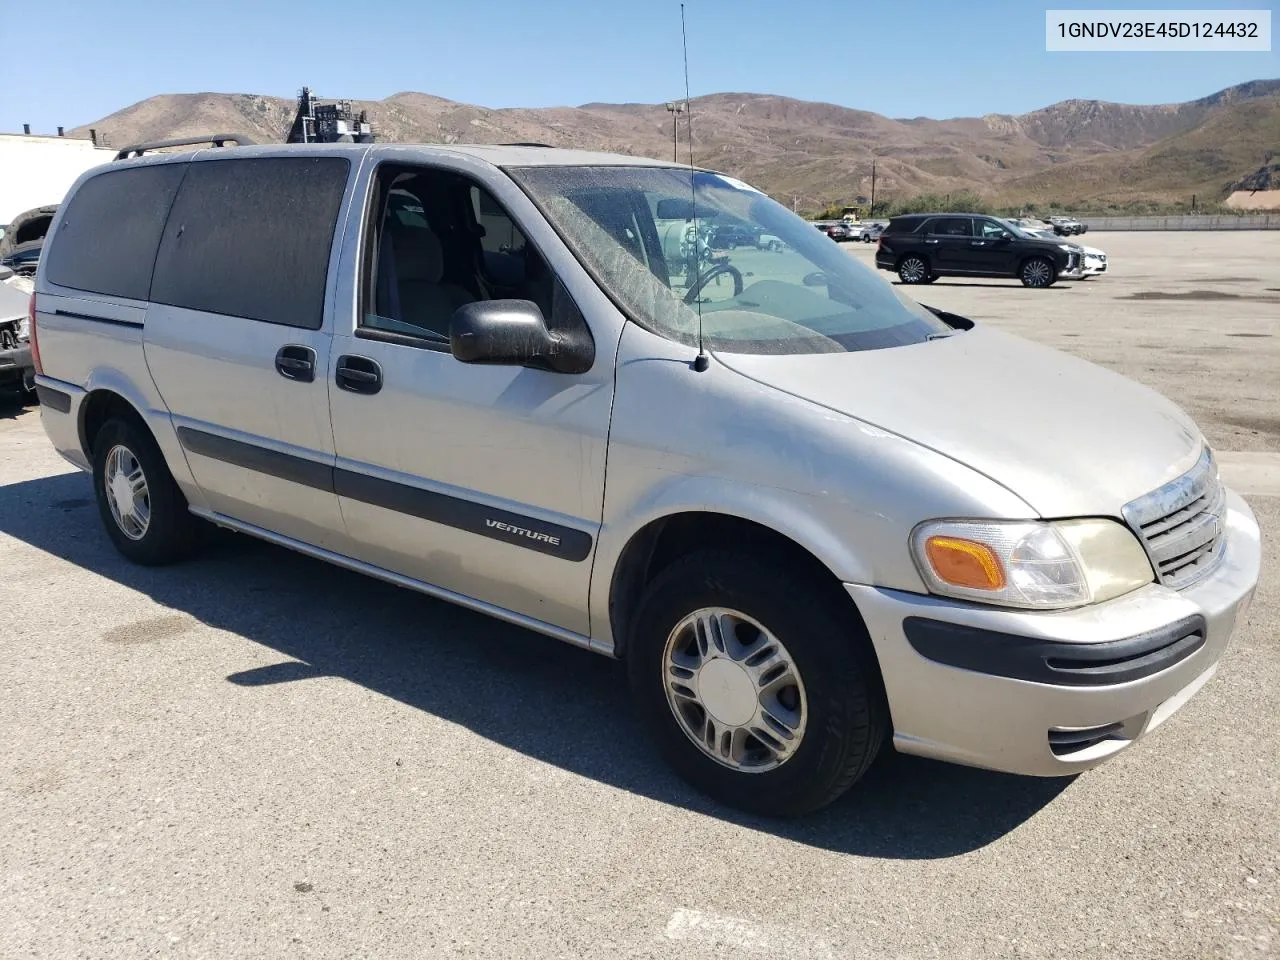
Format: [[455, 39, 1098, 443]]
[[875, 214, 1082, 288]]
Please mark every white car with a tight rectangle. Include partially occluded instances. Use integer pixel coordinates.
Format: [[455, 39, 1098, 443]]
[[1022, 226, 1108, 278]]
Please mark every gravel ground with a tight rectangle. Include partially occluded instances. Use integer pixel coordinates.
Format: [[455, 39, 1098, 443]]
[[0, 231, 1276, 959]]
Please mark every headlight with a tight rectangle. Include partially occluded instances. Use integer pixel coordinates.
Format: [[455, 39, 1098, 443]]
[[17, 316, 29, 341], [910, 519, 1153, 609]]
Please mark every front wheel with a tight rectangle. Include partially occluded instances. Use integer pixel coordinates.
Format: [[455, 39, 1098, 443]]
[[1020, 257, 1056, 288], [627, 551, 887, 816], [897, 255, 930, 284]]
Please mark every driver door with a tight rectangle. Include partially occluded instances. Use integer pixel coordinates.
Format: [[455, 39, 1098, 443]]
[[974, 218, 1018, 274]]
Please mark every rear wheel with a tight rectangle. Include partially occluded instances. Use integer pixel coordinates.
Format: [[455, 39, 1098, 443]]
[[92, 417, 197, 565], [627, 550, 887, 816], [897, 255, 930, 284], [1020, 257, 1056, 288]]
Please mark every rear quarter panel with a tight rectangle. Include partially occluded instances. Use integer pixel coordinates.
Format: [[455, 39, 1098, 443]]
[[34, 175, 203, 505]]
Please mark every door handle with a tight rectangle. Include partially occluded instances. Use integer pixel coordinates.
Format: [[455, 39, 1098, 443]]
[[275, 345, 316, 383], [970, 240, 987, 246], [335, 355, 383, 395], [924, 238, 939, 244]]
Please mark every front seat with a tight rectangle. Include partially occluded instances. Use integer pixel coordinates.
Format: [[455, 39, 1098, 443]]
[[392, 224, 474, 337]]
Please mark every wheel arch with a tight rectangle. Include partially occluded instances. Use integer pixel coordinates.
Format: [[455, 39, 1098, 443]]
[[896, 251, 930, 274], [605, 509, 874, 661], [79, 388, 149, 460], [75, 372, 205, 510], [1018, 253, 1057, 280]]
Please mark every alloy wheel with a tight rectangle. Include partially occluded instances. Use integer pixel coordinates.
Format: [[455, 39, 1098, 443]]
[[1023, 259, 1052, 287], [662, 607, 808, 773], [899, 257, 927, 283], [104, 444, 151, 540]]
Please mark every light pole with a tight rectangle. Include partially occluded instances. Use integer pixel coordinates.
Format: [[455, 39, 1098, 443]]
[[665, 101, 685, 163]]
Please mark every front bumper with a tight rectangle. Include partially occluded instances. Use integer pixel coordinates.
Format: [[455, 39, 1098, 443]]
[[1059, 254, 1085, 279], [847, 488, 1260, 777]]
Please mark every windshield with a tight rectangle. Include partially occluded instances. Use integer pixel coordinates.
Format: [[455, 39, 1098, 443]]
[[507, 165, 952, 354]]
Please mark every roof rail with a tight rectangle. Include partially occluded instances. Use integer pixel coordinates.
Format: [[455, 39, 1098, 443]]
[[112, 133, 256, 161], [497, 142, 556, 148]]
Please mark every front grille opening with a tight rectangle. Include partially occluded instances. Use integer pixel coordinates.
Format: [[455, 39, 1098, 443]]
[[1049, 722, 1126, 756], [1125, 450, 1227, 591]]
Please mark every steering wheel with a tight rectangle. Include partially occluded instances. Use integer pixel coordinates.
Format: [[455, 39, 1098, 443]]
[[683, 262, 744, 303]]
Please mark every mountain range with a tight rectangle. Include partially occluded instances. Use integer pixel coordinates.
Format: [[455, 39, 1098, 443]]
[[71, 79, 1280, 212]]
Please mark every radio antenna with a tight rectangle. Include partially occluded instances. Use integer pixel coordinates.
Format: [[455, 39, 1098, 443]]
[[681, 3, 709, 372]]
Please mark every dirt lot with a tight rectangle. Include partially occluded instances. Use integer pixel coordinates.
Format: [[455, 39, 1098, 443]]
[[0, 232, 1276, 960]]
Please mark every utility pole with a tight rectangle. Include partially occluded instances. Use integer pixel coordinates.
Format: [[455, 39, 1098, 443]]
[[664, 101, 685, 163], [870, 159, 877, 217]]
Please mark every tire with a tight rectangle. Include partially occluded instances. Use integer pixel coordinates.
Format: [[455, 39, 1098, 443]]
[[897, 255, 930, 284], [92, 417, 197, 565], [627, 550, 887, 816], [1020, 257, 1056, 288]]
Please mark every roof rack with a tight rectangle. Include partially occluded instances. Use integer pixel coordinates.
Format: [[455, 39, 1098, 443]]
[[112, 133, 256, 161]]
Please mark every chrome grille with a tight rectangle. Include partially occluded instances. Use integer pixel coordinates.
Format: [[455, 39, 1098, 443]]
[[1123, 448, 1226, 590]]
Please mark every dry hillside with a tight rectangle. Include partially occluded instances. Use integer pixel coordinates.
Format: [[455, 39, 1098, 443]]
[[72, 79, 1280, 210]]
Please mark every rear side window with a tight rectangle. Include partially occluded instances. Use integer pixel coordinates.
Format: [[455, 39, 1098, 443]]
[[44, 164, 186, 300], [929, 217, 973, 237], [884, 217, 922, 235], [150, 156, 350, 329]]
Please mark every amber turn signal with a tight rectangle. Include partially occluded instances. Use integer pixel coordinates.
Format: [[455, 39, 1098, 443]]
[[924, 536, 1006, 590]]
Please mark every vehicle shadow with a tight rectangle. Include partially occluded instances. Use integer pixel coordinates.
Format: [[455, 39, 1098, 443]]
[[0, 470, 1073, 859]]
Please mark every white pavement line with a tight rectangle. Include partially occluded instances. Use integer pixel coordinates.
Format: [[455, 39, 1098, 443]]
[[1217, 451, 1280, 498], [664, 907, 837, 958]]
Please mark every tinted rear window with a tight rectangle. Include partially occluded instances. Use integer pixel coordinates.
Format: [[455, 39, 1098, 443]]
[[885, 217, 923, 234], [150, 156, 350, 329], [44, 164, 186, 301], [929, 217, 973, 237]]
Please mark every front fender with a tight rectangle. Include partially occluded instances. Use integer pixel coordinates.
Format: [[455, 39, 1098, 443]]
[[588, 323, 1034, 649], [588, 473, 883, 647]]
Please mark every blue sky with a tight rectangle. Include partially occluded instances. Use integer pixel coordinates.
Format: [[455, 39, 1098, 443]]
[[4, 0, 1277, 132]]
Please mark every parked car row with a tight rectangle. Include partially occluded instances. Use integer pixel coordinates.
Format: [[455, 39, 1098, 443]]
[[813, 220, 888, 242], [874, 213, 1087, 287], [1008, 215, 1087, 236]]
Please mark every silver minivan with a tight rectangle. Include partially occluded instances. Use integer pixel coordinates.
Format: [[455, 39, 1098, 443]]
[[29, 141, 1260, 815]]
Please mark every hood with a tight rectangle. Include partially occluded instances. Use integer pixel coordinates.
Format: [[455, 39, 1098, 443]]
[[716, 325, 1203, 517]]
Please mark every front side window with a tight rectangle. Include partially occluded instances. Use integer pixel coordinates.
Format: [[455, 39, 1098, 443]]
[[977, 219, 1011, 239], [508, 166, 951, 354], [930, 217, 973, 237], [363, 165, 584, 348]]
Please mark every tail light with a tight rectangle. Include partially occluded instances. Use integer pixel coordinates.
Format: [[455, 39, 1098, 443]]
[[28, 293, 42, 375]]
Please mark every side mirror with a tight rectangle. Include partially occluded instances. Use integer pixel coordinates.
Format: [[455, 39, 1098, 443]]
[[449, 299, 592, 374]]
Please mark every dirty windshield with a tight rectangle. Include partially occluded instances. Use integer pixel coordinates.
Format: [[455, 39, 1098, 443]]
[[507, 165, 952, 354]]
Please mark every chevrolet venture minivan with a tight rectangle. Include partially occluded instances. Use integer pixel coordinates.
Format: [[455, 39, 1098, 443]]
[[29, 139, 1260, 815]]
